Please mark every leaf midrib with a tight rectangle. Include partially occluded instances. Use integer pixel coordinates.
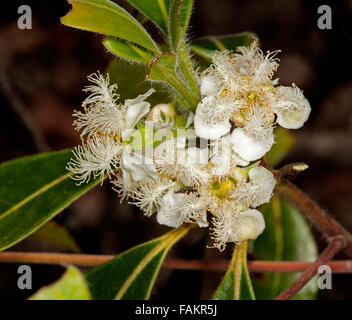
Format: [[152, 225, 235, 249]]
[[114, 225, 190, 299], [0, 173, 71, 221]]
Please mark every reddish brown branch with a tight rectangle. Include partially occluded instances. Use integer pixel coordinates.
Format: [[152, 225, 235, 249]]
[[276, 237, 344, 300], [1, 251, 352, 273], [275, 181, 352, 257]]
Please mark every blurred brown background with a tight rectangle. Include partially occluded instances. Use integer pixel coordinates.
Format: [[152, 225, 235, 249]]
[[0, 0, 351, 299]]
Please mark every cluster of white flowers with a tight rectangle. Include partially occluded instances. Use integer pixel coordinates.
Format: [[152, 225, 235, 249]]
[[67, 42, 311, 251]]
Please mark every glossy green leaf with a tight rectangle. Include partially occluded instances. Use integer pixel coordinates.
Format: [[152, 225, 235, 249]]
[[267, 127, 295, 168], [126, 0, 171, 35], [191, 32, 258, 63], [169, 0, 193, 51], [106, 58, 171, 105], [85, 225, 193, 300], [61, 0, 160, 53], [253, 196, 318, 300], [30, 266, 90, 300], [104, 37, 154, 64], [213, 241, 255, 300], [0, 149, 99, 251], [28, 221, 81, 253]]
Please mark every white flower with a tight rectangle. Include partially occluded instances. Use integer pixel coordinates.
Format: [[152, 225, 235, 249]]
[[235, 43, 280, 85], [230, 127, 273, 161], [154, 138, 210, 187], [157, 191, 209, 228], [194, 96, 234, 140], [210, 136, 249, 178], [211, 207, 265, 250], [73, 72, 125, 137], [274, 86, 311, 129], [200, 75, 221, 97], [122, 88, 156, 140], [73, 73, 155, 141], [128, 177, 175, 216], [156, 190, 186, 228], [178, 193, 209, 227], [120, 147, 159, 190], [234, 209, 265, 241], [231, 166, 276, 207], [243, 104, 274, 144], [211, 207, 239, 251], [67, 134, 122, 185]]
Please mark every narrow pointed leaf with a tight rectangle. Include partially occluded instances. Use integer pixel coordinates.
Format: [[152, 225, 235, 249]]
[[213, 241, 255, 300], [104, 37, 153, 64], [85, 225, 193, 300], [126, 0, 171, 35], [253, 196, 318, 300], [28, 221, 82, 253], [61, 0, 160, 53], [0, 149, 99, 251], [30, 266, 90, 300], [191, 32, 258, 63]]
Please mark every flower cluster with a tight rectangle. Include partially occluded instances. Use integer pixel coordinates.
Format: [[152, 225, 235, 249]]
[[67, 42, 311, 251], [196, 42, 311, 161]]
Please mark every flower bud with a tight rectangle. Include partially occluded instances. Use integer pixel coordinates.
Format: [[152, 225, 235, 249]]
[[235, 209, 265, 241]]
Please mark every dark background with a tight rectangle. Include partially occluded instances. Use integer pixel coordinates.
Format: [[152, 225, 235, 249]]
[[0, 0, 351, 299]]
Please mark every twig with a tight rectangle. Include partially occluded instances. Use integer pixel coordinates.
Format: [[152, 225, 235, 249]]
[[275, 162, 309, 180], [276, 237, 344, 300], [1, 252, 352, 273], [275, 180, 352, 258]]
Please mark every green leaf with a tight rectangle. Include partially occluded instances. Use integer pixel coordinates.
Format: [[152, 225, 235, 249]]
[[267, 127, 295, 168], [252, 196, 318, 300], [106, 58, 171, 105], [28, 221, 81, 253], [191, 32, 258, 64], [213, 241, 255, 300], [169, 0, 193, 51], [0, 149, 99, 251], [61, 0, 160, 53], [85, 225, 193, 300], [104, 37, 154, 64], [30, 266, 91, 300], [126, 0, 171, 35]]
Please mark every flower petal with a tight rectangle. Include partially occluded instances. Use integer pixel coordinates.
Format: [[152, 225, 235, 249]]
[[122, 89, 156, 139], [200, 75, 221, 96], [121, 148, 158, 184], [156, 191, 185, 228], [248, 166, 276, 207], [230, 127, 273, 161], [194, 102, 231, 140], [275, 86, 311, 129]]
